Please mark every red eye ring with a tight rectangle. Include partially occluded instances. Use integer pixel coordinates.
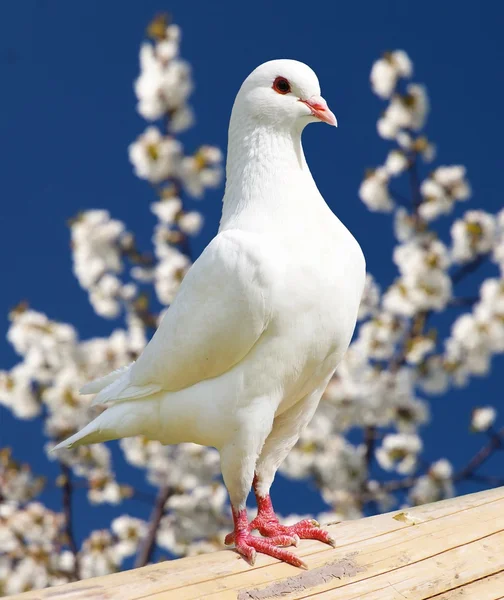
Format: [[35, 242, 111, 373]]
[[273, 76, 291, 95]]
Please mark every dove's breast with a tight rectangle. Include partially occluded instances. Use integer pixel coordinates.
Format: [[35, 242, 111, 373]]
[[238, 219, 366, 417]]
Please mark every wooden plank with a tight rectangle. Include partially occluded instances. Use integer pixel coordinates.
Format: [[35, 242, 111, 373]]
[[204, 493, 504, 600], [427, 569, 504, 599], [7, 486, 504, 600], [308, 531, 504, 600]]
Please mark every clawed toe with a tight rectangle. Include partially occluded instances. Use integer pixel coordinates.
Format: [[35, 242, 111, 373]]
[[256, 519, 336, 547], [234, 533, 306, 568]]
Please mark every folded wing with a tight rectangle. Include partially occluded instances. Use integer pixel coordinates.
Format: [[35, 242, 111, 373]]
[[89, 230, 272, 406]]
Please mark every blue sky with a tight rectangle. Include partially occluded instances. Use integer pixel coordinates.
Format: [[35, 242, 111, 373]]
[[1, 0, 503, 549]]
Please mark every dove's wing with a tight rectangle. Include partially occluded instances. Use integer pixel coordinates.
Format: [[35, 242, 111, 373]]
[[92, 230, 272, 405]]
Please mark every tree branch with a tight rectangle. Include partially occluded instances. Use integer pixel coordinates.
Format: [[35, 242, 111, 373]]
[[454, 427, 504, 482], [452, 254, 488, 285], [364, 426, 377, 474], [448, 296, 479, 307], [134, 485, 172, 568], [60, 463, 79, 581], [362, 427, 504, 506], [408, 156, 422, 212]]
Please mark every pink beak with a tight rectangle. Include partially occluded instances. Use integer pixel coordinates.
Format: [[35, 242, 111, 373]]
[[300, 95, 337, 127]]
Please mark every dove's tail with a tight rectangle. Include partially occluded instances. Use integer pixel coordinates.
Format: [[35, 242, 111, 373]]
[[51, 398, 160, 452], [80, 363, 134, 395]]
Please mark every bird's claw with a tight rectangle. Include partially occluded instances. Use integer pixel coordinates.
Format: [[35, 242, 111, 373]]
[[225, 529, 299, 548], [232, 531, 306, 568], [253, 517, 336, 547]]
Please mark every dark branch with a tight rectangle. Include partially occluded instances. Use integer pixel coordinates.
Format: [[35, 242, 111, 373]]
[[467, 474, 504, 486], [452, 254, 488, 285], [362, 427, 504, 506], [134, 485, 172, 568], [363, 426, 377, 486], [60, 464, 79, 581], [448, 296, 479, 307], [408, 156, 422, 211], [454, 427, 504, 482]]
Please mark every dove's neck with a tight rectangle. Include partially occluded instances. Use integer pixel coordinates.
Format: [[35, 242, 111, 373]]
[[220, 117, 326, 233]]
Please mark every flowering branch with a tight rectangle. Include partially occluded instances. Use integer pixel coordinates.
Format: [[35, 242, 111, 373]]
[[362, 425, 504, 503]]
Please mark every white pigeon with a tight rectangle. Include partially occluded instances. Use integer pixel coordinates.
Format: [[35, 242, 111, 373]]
[[53, 59, 366, 568]]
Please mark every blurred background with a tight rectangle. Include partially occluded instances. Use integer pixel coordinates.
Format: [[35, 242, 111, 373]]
[[1, 0, 503, 593]]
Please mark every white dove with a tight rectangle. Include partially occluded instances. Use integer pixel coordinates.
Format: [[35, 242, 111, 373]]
[[53, 59, 366, 568]]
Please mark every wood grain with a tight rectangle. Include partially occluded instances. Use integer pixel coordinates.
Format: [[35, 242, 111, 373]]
[[7, 486, 504, 600]]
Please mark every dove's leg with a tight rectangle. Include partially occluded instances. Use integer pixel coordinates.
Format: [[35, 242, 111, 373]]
[[250, 384, 336, 546], [221, 401, 304, 568]]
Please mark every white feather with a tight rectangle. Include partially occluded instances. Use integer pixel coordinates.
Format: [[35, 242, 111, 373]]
[[80, 363, 133, 394]]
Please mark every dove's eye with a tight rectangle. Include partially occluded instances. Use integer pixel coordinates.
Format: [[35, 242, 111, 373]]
[[273, 77, 291, 95]]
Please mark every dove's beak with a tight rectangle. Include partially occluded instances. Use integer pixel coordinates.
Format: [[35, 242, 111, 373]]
[[300, 95, 338, 127]]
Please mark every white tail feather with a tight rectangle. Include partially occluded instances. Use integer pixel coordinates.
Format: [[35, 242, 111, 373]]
[[91, 370, 162, 407], [51, 399, 160, 452], [80, 363, 133, 395]]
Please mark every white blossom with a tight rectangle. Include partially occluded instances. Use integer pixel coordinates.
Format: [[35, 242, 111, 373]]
[[134, 26, 193, 123], [71, 210, 126, 290], [417, 355, 450, 394], [451, 210, 496, 263], [405, 336, 435, 364], [471, 406, 497, 432], [128, 127, 183, 184], [178, 146, 223, 198], [0, 365, 41, 419], [376, 433, 422, 474], [88, 275, 136, 319], [384, 150, 408, 176], [384, 238, 452, 316], [79, 530, 119, 579], [154, 246, 190, 305], [492, 209, 504, 273], [394, 208, 417, 242], [359, 168, 394, 212], [111, 515, 147, 559], [151, 197, 182, 225], [358, 274, 381, 320], [420, 166, 471, 222], [370, 50, 412, 99], [410, 459, 454, 505], [357, 312, 405, 360], [377, 84, 429, 140], [178, 211, 203, 236]]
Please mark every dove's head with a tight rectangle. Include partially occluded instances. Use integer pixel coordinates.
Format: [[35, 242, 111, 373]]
[[233, 59, 337, 131]]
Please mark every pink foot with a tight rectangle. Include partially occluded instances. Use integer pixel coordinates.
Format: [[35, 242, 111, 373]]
[[250, 490, 336, 547], [225, 506, 305, 568]]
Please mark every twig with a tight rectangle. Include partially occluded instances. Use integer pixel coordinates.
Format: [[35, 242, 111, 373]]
[[60, 464, 80, 581], [452, 254, 487, 285], [408, 156, 422, 211], [134, 485, 172, 568], [364, 426, 377, 473], [448, 296, 479, 307], [454, 426, 504, 482], [389, 188, 410, 207], [468, 474, 504, 486], [363, 427, 504, 505]]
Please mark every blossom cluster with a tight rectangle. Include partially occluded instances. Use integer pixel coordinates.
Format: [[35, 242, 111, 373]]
[[0, 16, 227, 594]]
